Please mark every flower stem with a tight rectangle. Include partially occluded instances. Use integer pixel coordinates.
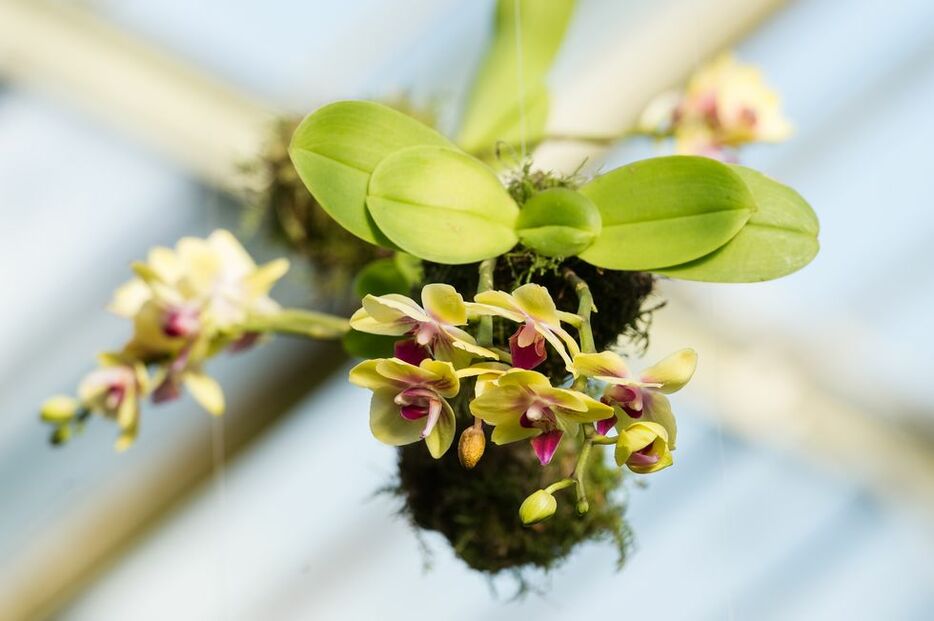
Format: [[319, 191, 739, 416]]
[[476, 259, 496, 347], [563, 268, 596, 354], [573, 426, 595, 515], [544, 478, 576, 495]]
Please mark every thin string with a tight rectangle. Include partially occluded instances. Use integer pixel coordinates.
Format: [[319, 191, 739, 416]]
[[211, 414, 229, 621], [206, 187, 229, 620], [513, 0, 528, 160]]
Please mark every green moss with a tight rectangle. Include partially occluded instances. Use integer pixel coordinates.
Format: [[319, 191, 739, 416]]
[[393, 395, 632, 577]]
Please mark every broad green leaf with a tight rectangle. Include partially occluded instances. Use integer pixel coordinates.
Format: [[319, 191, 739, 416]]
[[456, 0, 575, 155], [657, 166, 819, 282], [366, 146, 519, 264], [289, 100, 455, 246], [242, 309, 350, 339], [516, 187, 601, 256], [578, 156, 755, 270], [353, 258, 411, 299]]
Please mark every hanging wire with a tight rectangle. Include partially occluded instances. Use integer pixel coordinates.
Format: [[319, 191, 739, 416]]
[[513, 0, 528, 160]]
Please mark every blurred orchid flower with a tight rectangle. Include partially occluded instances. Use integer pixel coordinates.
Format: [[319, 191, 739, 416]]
[[351, 284, 497, 367], [110, 230, 289, 356], [573, 349, 696, 446], [77, 354, 150, 451], [640, 53, 792, 160], [470, 369, 612, 465], [471, 284, 580, 372], [349, 358, 460, 458], [615, 421, 673, 474]]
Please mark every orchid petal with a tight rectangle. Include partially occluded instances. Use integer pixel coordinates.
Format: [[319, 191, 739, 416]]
[[509, 330, 547, 370], [595, 414, 618, 436], [538, 327, 576, 373], [207, 229, 257, 273], [348, 359, 400, 391], [470, 385, 532, 425], [642, 391, 678, 449], [615, 421, 672, 472], [369, 388, 425, 446], [423, 399, 456, 458], [530, 430, 563, 465], [556, 310, 582, 327], [245, 258, 290, 297], [573, 351, 630, 379], [361, 293, 429, 324], [553, 390, 614, 423], [393, 339, 430, 366], [471, 290, 525, 322], [443, 325, 498, 359], [421, 283, 468, 325], [374, 358, 439, 388], [640, 348, 697, 393], [108, 279, 152, 317], [512, 284, 560, 325], [490, 418, 539, 445], [495, 369, 552, 389], [184, 372, 225, 416], [418, 359, 460, 398], [349, 308, 411, 336]]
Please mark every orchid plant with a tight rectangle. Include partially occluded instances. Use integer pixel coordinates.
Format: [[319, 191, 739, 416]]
[[40, 0, 820, 574]]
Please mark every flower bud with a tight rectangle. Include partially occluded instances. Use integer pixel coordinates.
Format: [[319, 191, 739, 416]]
[[40, 395, 79, 423], [519, 489, 557, 526], [458, 425, 486, 469]]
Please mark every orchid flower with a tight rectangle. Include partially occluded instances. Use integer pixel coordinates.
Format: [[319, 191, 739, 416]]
[[469, 369, 613, 465], [679, 53, 792, 148], [638, 53, 791, 160], [349, 358, 460, 458], [76, 354, 150, 451], [110, 229, 289, 357], [615, 421, 673, 474], [471, 284, 581, 372], [573, 349, 696, 447], [350, 284, 497, 367]]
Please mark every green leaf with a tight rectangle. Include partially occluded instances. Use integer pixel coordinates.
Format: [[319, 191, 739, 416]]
[[366, 145, 519, 264], [656, 166, 819, 282], [578, 156, 755, 270], [342, 329, 397, 359], [516, 187, 601, 257], [456, 0, 576, 155], [353, 258, 411, 299], [289, 100, 455, 246], [242, 309, 350, 339]]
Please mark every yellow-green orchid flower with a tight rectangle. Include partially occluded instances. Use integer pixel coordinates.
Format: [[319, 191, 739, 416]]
[[615, 421, 673, 474], [349, 358, 460, 458], [469, 369, 613, 465], [573, 349, 696, 447], [350, 284, 497, 367], [471, 284, 581, 373], [77, 354, 150, 451], [110, 229, 289, 356]]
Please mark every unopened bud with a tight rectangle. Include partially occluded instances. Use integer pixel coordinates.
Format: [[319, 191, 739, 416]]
[[519, 489, 557, 526], [458, 426, 486, 469], [40, 395, 79, 423]]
